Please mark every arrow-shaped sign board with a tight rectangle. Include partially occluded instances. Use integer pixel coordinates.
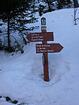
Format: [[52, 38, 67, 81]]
[[36, 43, 63, 53], [27, 32, 54, 42]]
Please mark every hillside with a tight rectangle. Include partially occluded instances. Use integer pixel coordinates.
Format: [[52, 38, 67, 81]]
[[0, 8, 79, 105]]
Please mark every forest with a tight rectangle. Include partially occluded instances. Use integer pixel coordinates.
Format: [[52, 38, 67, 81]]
[[0, 0, 78, 53]]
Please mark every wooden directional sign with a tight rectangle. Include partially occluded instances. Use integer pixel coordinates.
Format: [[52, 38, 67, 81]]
[[27, 32, 54, 42], [36, 43, 63, 53]]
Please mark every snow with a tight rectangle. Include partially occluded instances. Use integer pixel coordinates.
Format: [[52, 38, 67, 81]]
[[0, 8, 79, 105]]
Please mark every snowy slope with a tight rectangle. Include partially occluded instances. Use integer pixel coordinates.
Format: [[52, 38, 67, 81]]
[[0, 8, 79, 105]]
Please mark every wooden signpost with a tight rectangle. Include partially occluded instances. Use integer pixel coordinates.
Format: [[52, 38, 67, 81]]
[[27, 17, 63, 82]]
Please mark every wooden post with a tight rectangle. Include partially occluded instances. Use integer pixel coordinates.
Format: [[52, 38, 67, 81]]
[[41, 17, 49, 81]]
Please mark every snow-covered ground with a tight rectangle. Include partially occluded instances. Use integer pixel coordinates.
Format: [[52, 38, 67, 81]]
[[0, 8, 79, 105]]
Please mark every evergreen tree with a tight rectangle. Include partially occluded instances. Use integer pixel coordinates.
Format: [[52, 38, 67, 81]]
[[73, 0, 78, 8], [0, 0, 28, 52], [47, 0, 52, 11]]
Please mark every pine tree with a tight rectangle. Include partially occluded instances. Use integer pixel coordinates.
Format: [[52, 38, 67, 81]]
[[0, 0, 28, 52], [73, 0, 78, 8]]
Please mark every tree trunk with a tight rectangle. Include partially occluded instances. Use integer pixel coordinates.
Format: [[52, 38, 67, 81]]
[[66, 0, 71, 4], [7, 13, 11, 49], [47, 0, 51, 12], [73, 0, 78, 8]]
